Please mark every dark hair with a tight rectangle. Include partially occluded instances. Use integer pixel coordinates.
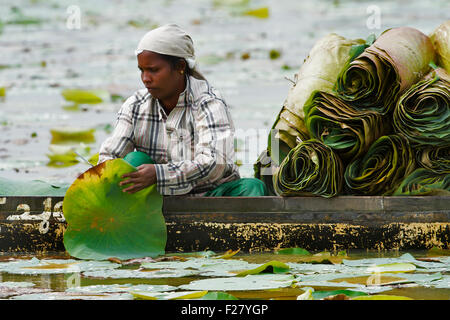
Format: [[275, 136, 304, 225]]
[[158, 53, 190, 75]]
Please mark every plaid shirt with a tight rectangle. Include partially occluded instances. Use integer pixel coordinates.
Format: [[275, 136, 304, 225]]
[[98, 75, 240, 196]]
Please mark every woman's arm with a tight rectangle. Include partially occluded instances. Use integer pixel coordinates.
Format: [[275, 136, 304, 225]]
[[98, 97, 136, 164], [154, 97, 235, 195]]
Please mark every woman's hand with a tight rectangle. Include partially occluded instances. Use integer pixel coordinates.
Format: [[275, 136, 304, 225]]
[[120, 164, 157, 194]]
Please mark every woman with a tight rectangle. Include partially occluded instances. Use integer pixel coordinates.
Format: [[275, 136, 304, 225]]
[[98, 24, 267, 197]]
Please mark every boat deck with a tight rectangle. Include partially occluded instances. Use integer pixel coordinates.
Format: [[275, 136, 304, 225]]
[[0, 196, 449, 253]]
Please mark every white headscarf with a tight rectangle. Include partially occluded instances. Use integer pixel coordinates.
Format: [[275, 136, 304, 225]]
[[135, 24, 206, 80]]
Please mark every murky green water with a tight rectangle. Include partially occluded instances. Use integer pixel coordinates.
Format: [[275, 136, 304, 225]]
[[1, 249, 449, 300]]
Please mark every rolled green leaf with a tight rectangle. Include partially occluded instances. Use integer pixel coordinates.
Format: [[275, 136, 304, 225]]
[[393, 68, 450, 146], [430, 20, 450, 73], [336, 27, 436, 115], [253, 149, 277, 196], [269, 33, 366, 162], [344, 135, 416, 195], [273, 139, 344, 198], [304, 91, 389, 163], [416, 145, 450, 174], [394, 168, 450, 196]]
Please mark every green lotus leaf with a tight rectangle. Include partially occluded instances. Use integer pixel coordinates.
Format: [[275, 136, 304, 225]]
[[82, 268, 199, 279], [200, 291, 239, 300], [253, 149, 277, 196], [336, 27, 436, 115], [0, 177, 69, 196], [352, 295, 413, 300], [366, 262, 416, 274], [0, 258, 120, 274], [344, 135, 416, 195], [61, 89, 108, 104], [273, 139, 344, 198], [304, 90, 389, 163], [131, 290, 208, 300], [236, 260, 290, 276], [242, 7, 269, 19], [415, 145, 450, 174], [62, 159, 166, 260], [312, 289, 368, 300], [66, 284, 177, 294], [179, 274, 295, 291], [393, 168, 450, 196], [275, 248, 311, 255], [430, 20, 450, 73], [268, 33, 365, 163], [50, 127, 96, 144], [393, 68, 450, 146], [10, 292, 132, 300]]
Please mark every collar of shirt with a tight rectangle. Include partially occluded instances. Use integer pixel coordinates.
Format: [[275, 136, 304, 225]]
[[156, 76, 193, 121]]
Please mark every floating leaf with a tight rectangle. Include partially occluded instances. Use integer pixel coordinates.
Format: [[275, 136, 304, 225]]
[[312, 289, 368, 300], [242, 7, 269, 19], [62, 159, 166, 260], [0, 177, 69, 196], [366, 262, 416, 274], [61, 89, 108, 104], [50, 127, 95, 144], [275, 248, 311, 255], [352, 295, 413, 300], [180, 274, 295, 291], [297, 288, 314, 300], [214, 249, 241, 259], [236, 261, 290, 276], [200, 291, 239, 300], [131, 290, 208, 300], [0, 87, 5, 97]]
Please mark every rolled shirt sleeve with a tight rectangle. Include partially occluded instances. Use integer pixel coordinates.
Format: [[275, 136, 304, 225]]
[[98, 96, 137, 164], [154, 97, 236, 195]]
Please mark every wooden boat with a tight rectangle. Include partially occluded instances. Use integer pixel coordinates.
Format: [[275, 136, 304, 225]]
[[0, 195, 449, 253]]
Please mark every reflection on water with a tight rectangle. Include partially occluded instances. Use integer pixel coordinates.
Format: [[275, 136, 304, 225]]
[[0, 0, 449, 183]]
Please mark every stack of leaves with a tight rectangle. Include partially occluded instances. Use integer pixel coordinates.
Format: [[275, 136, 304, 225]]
[[344, 135, 416, 195], [304, 91, 388, 163], [268, 33, 366, 164], [335, 27, 435, 115], [273, 139, 344, 198], [256, 21, 450, 197]]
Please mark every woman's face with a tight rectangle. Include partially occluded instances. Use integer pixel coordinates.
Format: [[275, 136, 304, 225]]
[[137, 50, 183, 101]]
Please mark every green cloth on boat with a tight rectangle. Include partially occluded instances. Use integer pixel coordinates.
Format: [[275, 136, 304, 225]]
[[124, 151, 268, 197], [204, 178, 268, 197]]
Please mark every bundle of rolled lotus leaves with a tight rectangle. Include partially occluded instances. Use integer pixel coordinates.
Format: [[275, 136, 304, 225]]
[[255, 20, 450, 197], [272, 139, 344, 198]]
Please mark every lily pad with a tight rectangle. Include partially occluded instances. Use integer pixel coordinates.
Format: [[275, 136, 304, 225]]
[[352, 295, 413, 300], [236, 260, 290, 276], [366, 262, 416, 274], [242, 7, 269, 19], [200, 291, 239, 300], [66, 284, 177, 294], [50, 127, 96, 144], [82, 268, 199, 279], [275, 248, 311, 255], [62, 159, 166, 260], [0, 258, 120, 275], [312, 289, 368, 300], [179, 274, 295, 291], [131, 290, 208, 300], [61, 89, 108, 104]]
